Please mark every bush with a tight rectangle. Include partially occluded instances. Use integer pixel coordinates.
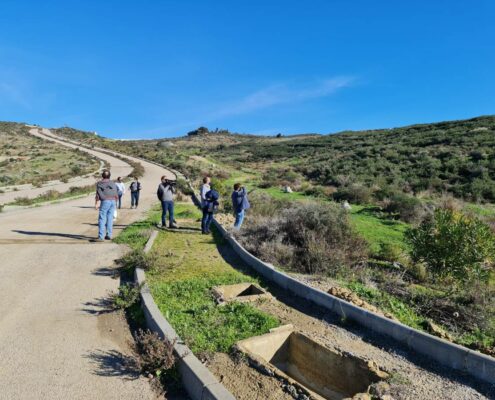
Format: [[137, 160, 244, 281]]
[[111, 283, 142, 309], [406, 208, 495, 284], [332, 183, 373, 204], [382, 193, 427, 223], [117, 249, 156, 273], [176, 178, 193, 196], [131, 329, 175, 377], [237, 201, 368, 275]]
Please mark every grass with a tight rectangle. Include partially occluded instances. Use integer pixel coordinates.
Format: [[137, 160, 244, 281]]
[[349, 205, 410, 254], [7, 185, 96, 206], [0, 123, 98, 186], [145, 203, 279, 354], [345, 281, 425, 330]]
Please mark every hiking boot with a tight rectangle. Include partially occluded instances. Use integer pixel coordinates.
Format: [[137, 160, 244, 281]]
[[169, 222, 179, 229], [104, 236, 111, 240]]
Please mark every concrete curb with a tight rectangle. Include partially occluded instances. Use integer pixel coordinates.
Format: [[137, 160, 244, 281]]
[[135, 230, 236, 400], [209, 217, 495, 386]]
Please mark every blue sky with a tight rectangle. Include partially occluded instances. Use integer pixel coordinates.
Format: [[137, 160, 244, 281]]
[[0, 1, 493, 138]]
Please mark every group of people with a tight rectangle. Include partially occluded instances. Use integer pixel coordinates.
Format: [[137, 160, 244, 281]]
[[198, 177, 250, 234], [94, 169, 250, 241]]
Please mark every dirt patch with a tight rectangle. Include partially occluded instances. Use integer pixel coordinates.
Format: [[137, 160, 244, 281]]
[[207, 353, 294, 400]]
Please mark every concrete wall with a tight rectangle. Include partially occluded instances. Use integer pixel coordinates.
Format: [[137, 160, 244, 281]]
[[135, 231, 235, 400]]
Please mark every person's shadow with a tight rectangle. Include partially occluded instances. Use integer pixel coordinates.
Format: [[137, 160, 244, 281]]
[[12, 230, 95, 241]]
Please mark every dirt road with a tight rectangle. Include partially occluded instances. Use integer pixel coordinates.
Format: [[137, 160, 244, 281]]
[[0, 127, 132, 204], [0, 129, 174, 399]]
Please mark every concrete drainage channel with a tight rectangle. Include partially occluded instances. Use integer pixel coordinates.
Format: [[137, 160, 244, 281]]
[[236, 324, 388, 400], [210, 219, 495, 387]]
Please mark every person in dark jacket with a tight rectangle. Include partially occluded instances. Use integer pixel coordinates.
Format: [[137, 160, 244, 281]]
[[129, 177, 141, 209], [202, 186, 219, 234], [157, 176, 178, 228], [231, 183, 250, 230], [95, 169, 118, 241]]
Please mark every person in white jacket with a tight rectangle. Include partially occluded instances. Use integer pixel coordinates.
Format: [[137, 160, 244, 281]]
[[115, 177, 126, 209]]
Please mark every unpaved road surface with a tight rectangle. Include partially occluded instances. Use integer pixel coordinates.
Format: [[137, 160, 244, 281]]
[[0, 129, 174, 399], [0, 127, 132, 204]]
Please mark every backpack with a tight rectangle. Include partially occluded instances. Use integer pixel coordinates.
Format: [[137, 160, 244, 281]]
[[205, 189, 220, 213]]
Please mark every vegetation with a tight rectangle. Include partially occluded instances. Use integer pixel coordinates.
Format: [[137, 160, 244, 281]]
[[236, 198, 368, 275], [406, 208, 495, 284], [8, 184, 96, 206], [58, 116, 495, 354], [0, 122, 99, 187]]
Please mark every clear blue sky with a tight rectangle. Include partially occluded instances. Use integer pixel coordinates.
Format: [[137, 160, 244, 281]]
[[0, 1, 493, 138]]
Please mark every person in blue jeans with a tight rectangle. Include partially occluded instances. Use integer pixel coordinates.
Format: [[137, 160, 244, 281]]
[[157, 176, 178, 228], [95, 170, 118, 241], [202, 186, 219, 234], [129, 177, 141, 209], [231, 183, 250, 230]]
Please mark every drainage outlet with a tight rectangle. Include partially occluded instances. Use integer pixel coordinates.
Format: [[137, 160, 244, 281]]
[[236, 325, 388, 400], [212, 283, 273, 305]]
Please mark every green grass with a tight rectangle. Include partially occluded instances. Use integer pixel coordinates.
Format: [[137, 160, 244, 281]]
[[349, 205, 410, 254], [345, 281, 425, 330], [139, 204, 279, 354]]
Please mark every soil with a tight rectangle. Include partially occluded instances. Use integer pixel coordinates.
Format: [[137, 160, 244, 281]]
[[207, 353, 294, 400]]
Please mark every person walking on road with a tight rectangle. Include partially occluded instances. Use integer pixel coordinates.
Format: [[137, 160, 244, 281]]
[[115, 176, 125, 209], [199, 176, 211, 207], [95, 169, 118, 241], [129, 176, 141, 209], [231, 183, 250, 230], [202, 184, 219, 234], [157, 176, 178, 228]]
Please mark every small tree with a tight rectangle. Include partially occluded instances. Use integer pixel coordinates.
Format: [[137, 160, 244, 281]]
[[406, 208, 495, 284]]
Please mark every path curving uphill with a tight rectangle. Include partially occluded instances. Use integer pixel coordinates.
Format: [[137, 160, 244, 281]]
[[0, 128, 174, 399], [0, 127, 133, 205]]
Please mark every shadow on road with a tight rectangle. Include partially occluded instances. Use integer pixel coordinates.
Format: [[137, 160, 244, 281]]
[[81, 296, 115, 315], [84, 349, 139, 379], [12, 230, 95, 241]]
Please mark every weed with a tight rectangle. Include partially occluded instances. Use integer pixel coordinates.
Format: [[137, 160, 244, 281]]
[[111, 283, 142, 310]]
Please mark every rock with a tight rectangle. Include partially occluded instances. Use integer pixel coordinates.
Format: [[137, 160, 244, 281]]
[[369, 381, 391, 397], [327, 287, 398, 321], [423, 320, 453, 341], [284, 384, 298, 398], [284, 185, 293, 193], [342, 200, 352, 211], [350, 393, 371, 400]]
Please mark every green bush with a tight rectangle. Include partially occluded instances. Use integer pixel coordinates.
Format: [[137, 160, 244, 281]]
[[111, 283, 142, 309], [383, 193, 427, 223], [406, 208, 495, 284]]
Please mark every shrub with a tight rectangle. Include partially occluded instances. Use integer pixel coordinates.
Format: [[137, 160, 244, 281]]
[[130, 329, 175, 377], [111, 283, 142, 309], [176, 178, 193, 196], [117, 249, 156, 273], [237, 201, 368, 275], [376, 243, 404, 263], [383, 193, 427, 223], [406, 208, 495, 284], [333, 183, 373, 204]]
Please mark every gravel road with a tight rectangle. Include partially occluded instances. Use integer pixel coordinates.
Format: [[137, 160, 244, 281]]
[[0, 129, 174, 399]]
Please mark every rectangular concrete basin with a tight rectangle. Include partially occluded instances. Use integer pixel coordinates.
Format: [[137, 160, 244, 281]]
[[237, 326, 387, 400], [212, 283, 272, 305]]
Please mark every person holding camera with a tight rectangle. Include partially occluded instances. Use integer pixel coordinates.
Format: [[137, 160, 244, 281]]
[[157, 176, 178, 229], [231, 183, 250, 230]]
